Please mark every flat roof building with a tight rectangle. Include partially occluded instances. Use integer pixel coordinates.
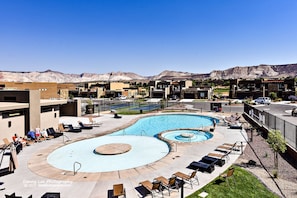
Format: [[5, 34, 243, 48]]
[[0, 90, 67, 140]]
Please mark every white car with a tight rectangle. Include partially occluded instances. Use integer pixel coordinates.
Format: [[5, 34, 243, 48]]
[[119, 96, 127, 100], [254, 97, 271, 104]]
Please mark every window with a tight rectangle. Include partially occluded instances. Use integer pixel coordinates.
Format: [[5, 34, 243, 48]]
[[4, 96, 16, 102]]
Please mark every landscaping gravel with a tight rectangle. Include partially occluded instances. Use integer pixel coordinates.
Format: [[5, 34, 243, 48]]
[[236, 128, 297, 198]]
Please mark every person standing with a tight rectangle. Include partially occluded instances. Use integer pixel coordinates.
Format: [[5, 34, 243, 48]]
[[213, 119, 216, 128]]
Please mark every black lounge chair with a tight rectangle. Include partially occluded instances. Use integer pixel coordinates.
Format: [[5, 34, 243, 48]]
[[114, 113, 122, 119], [78, 121, 93, 129], [46, 128, 63, 138], [187, 161, 215, 173], [41, 192, 60, 198], [5, 192, 23, 198], [201, 156, 225, 167], [229, 124, 242, 129]]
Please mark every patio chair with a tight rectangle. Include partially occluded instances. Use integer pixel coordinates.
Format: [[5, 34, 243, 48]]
[[154, 176, 181, 196], [173, 170, 199, 189], [113, 183, 126, 198], [219, 167, 236, 186], [139, 180, 164, 197]]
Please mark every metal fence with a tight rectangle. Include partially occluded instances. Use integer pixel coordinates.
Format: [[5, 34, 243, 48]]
[[81, 99, 175, 115], [81, 99, 245, 115], [244, 103, 297, 151]]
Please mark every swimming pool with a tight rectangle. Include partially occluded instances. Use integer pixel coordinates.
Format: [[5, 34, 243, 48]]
[[48, 114, 216, 172]]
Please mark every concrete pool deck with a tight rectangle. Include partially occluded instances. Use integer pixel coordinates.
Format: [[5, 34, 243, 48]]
[[0, 112, 247, 198]]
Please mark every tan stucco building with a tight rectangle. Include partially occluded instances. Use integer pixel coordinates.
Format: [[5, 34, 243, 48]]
[[0, 90, 67, 140]]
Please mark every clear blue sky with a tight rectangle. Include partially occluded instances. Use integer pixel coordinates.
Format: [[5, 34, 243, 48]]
[[0, 0, 296, 76]]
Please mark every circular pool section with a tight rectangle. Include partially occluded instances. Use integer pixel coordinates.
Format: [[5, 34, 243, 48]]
[[161, 129, 213, 143], [47, 136, 169, 173]]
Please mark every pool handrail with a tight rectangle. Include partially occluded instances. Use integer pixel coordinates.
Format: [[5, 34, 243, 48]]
[[73, 161, 81, 175], [63, 134, 71, 144]]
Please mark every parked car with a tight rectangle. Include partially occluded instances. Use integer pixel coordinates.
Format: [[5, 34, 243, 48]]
[[288, 95, 297, 101], [254, 97, 271, 105]]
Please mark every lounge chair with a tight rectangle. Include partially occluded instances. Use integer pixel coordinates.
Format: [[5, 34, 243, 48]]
[[5, 192, 22, 198], [67, 124, 82, 132], [78, 121, 93, 129], [201, 155, 225, 167], [207, 152, 230, 162], [114, 113, 122, 119], [2, 138, 12, 148], [7, 138, 23, 154], [215, 143, 240, 153], [173, 170, 199, 189], [61, 124, 82, 133], [88, 117, 102, 127], [46, 127, 63, 138], [139, 180, 164, 197], [41, 192, 60, 198], [223, 143, 242, 149], [229, 122, 242, 129], [113, 183, 126, 198], [1, 138, 16, 154], [154, 176, 181, 196], [187, 160, 215, 173]]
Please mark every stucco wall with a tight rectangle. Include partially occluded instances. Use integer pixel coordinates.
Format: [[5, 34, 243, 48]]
[[0, 114, 25, 141], [40, 110, 60, 132], [29, 90, 40, 130]]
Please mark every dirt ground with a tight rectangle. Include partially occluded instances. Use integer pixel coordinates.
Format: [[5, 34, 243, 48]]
[[236, 128, 297, 198]]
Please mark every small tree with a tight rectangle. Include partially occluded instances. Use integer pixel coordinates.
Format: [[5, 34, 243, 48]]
[[269, 92, 277, 100], [266, 129, 287, 170]]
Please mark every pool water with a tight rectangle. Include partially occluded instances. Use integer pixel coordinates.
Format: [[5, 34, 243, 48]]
[[161, 129, 213, 143], [110, 114, 216, 137], [48, 114, 216, 172], [47, 136, 169, 172]]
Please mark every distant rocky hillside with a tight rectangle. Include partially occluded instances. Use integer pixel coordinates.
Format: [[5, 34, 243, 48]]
[[0, 70, 146, 83], [209, 64, 297, 79], [0, 64, 296, 83]]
